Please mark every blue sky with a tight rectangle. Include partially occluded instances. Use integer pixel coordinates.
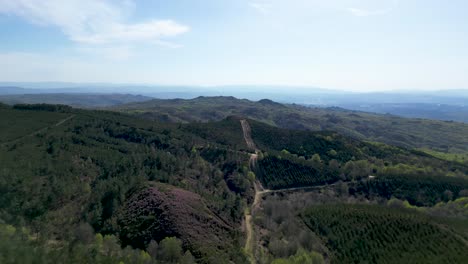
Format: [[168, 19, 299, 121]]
[[0, 0, 467, 91]]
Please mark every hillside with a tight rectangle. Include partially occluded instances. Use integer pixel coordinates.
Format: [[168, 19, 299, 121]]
[[1, 104, 468, 263], [245, 118, 468, 195], [117, 184, 237, 261], [0, 105, 250, 263], [176, 117, 468, 201], [115, 96, 468, 153], [0, 93, 152, 108], [302, 204, 468, 263], [338, 103, 468, 123]]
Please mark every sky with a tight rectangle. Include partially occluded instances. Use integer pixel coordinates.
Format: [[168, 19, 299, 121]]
[[0, 0, 468, 92]]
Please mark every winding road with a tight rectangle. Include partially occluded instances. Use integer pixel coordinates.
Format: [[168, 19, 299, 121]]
[[240, 119, 340, 263], [240, 119, 259, 264]]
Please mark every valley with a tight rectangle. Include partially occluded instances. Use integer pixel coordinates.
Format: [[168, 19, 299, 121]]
[[0, 101, 467, 263], [115, 96, 468, 154], [2, 2, 468, 262]]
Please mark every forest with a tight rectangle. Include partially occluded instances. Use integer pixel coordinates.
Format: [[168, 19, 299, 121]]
[[302, 204, 468, 263], [114, 96, 468, 153], [0, 106, 250, 263], [1, 102, 467, 263], [2, 0, 468, 261]]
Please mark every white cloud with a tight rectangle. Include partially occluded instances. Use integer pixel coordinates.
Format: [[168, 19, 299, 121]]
[[347, 0, 399, 17], [249, 1, 272, 14], [72, 20, 189, 45], [0, 0, 189, 45], [347, 7, 391, 17]]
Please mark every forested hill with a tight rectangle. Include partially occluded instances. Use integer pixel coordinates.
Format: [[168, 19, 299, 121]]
[[1, 104, 467, 263], [0, 93, 152, 108], [0, 105, 252, 263], [115, 96, 468, 153]]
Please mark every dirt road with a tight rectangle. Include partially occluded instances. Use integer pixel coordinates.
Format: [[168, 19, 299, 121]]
[[240, 119, 338, 263], [240, 119, 258, 152], [240, 119, 259, 263], [1, 114, 75, 147]]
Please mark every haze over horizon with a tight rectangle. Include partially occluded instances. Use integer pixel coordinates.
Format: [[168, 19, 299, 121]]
[[1, 0, 468, 92]]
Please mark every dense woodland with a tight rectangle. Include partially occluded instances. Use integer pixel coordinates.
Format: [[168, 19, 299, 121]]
[[114, 96, 468, 153], [302, 204, 468, 263], [249, 119, 468, 194], [0, 106, 250, 263], [351, 174, 468, 206], [1, 101, 468, 263]]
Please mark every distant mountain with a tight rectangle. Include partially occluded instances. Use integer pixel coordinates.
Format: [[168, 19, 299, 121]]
[[114, 96, 468, 153], [335, 103, 468, 123], [0, 86, 38, 95], [2, 83, 467, 103], [0, 83, 214, 96], [0, 93, 152, 108], [2, 84, 468, 122]]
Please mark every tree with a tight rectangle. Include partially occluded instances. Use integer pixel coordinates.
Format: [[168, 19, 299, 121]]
[[342, 160, 370, 181], [147, 240, 159, 259], [328, 159, 340, 173], [180, 251, 196, 264], [307, 154, 323, 171], [311, 154, 322, 165], [247, 171, 256, 182], [102, 235, 121, 258], [272, 248, 325, 264], [337, 181, 349, 196], [459, 189, 468, 197], [74, 222, 94, 244], [158, 237, 183, 263], [443, 190, 453, 202]]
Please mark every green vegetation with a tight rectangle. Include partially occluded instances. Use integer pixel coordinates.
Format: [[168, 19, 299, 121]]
[[0, 106, 250, 263], [0, 222, 197, 264], [13, 103, 73, 112], [249, 120, 358, 162], [302, 204, 468, 264], [0, 93, 151, 108], [253, 184, 468, 264], [3, 101, 468, 263], [0, 222, 156, 264], [427, 197, 468, 219], [271, 249, 324, 264], [248, 118, 468, 190], [253, 190, 334, 263], [256, 155, 339, 189], [0, 108, 70, 143], [115, 96, 468, 153], [351, 174, 468, 206], [181, 116, 248, 151], [384, 197, 468, 238], [419, 148, 468, 163]]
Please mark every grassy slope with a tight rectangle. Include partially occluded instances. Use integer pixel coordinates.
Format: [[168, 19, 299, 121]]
[[114, 96, 468, 153], [419, 148, 468, 163]]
